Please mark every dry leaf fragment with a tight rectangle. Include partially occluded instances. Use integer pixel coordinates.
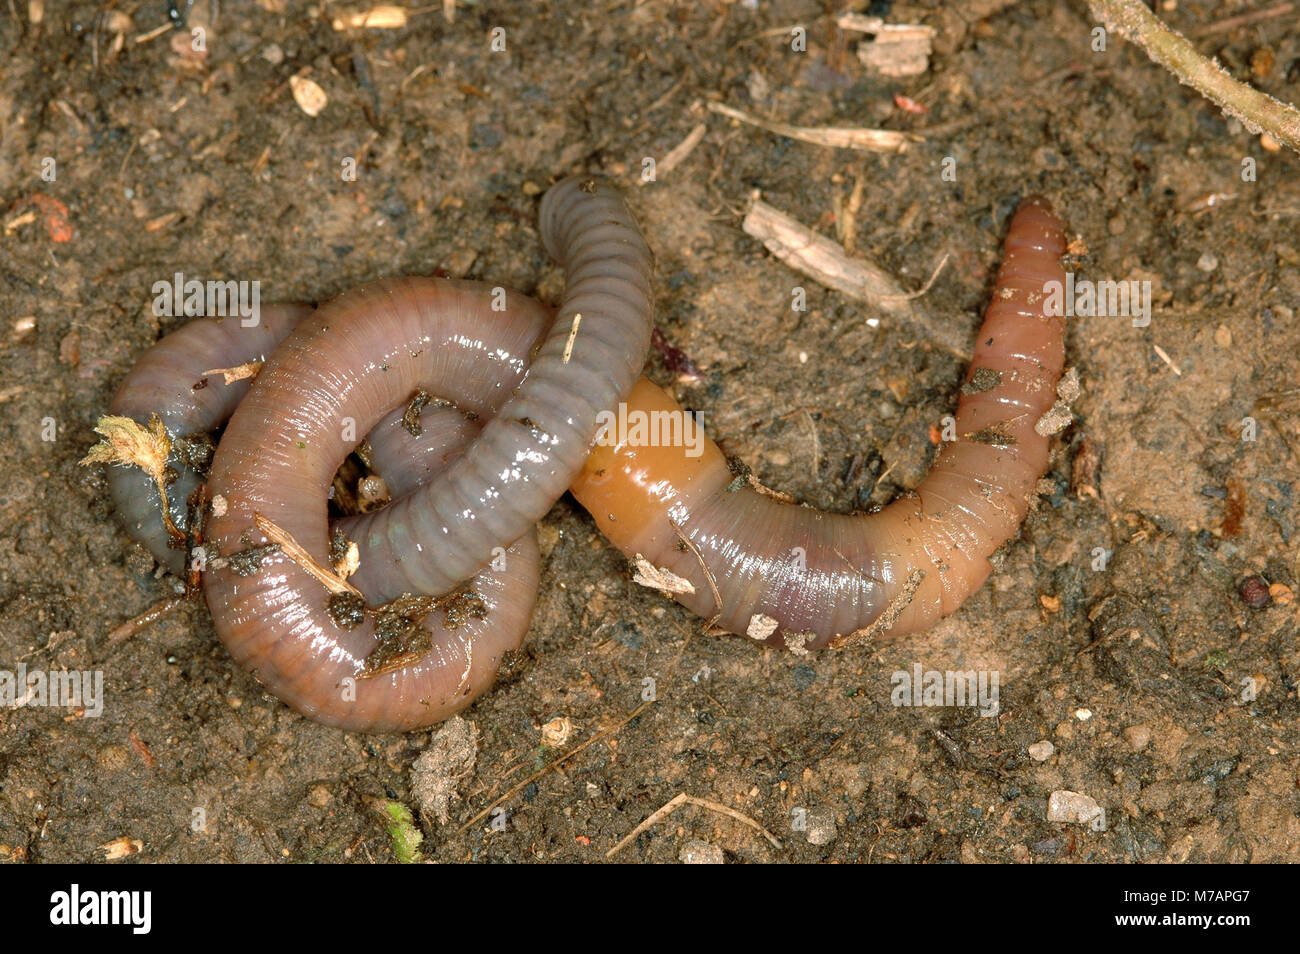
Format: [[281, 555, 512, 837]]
[[81, 415, 184, 543]]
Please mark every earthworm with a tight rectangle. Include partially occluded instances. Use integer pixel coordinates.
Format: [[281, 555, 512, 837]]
[[342, 176, 656, 598], [106, 285, 550, 731], [101, 186, 1062, 730], [104, 178, 655, 731], [569, 197, 1069, 650], [106, 302, 313, 578]]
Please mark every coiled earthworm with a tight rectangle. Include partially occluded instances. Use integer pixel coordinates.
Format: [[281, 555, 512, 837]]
[[103, 177, 655, 731], [569, 197, 1069, 650], [99, 188, 1064, 730]]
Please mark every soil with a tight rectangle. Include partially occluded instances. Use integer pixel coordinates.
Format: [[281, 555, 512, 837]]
[[1, 0, 1297, 864]]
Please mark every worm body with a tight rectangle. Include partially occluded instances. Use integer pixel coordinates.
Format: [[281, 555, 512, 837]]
[[107, 303, 312, 577], [201, 278, 551, 730], [106, 178, 655, 731], [569, 198, 1069, 648], [101, 187, 1066, 731], [348, 177, 656, 596]]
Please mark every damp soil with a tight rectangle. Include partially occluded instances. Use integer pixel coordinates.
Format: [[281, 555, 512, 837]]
[[1, 0, 1298, 864]]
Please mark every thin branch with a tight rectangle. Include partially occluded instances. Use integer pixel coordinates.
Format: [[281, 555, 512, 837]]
[[606, 792, 783, 857], [1090, 0, 1300, 154]]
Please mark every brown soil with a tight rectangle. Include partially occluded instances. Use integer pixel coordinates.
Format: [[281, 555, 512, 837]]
[[1, 0, 1297, 864]]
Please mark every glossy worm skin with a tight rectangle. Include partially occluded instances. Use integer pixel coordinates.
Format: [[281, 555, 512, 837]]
[[107, 303, 313, 578], [345, 177, 655, 597], [106, 177, 655, 731], [570, 197, 1069, 649], [104, 189, 1064, 731]]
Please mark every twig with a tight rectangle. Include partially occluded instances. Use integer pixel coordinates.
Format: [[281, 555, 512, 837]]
[[252, 512, 363, 597], [879, 252, 950, 304], [1089, 0, 1300, 154], [105, 597, 185, 646], [742, 198, 971, 359], [1188, 1, 1294, 38], [458, 700, 654, 833], [606, 792, 783, 857], [668, 518, 722, 617], [707, 101, 915, 153], [653, 122, 708, 181]]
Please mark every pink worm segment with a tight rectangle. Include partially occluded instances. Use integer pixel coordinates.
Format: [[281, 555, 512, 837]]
[[198, 280, 551, 731], [571, 197, 1069, 648]]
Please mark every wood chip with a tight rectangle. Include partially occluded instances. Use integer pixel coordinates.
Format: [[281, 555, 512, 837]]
[[707, 101, 914, 153], [631, 554, 696, 596], [202, 361, 262, 385], [742, 198, 970, 358], [838, 14, 935, 77], [743, 199, 908, 311], [99, 836, 143, 860], [331, 5, 409, 30]]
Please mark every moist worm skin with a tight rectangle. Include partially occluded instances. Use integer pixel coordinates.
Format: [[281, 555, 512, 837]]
[[348, 176, 656, 596], [569, 197, 1069, 649], [201, 278, 549, 731], [107, 303, 313, 577], [106, 176, 654, 731]]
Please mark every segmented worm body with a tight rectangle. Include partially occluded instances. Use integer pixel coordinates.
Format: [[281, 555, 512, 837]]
[[103, 186, 1066, 731], [570, 197, 1069, 649], [108, 179, 655, 731], [107, 302, 313, 578]]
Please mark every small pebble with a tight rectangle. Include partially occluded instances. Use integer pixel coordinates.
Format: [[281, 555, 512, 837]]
[[1046, 790, 1101, 825], [1123, 724, 1152, 751], [1238, 575, 1271, 608], [1028, 740, 1055, 762], [1196, 252, 1218, 272], [679, 839, 725, 864], [804, 807, 837, 845]]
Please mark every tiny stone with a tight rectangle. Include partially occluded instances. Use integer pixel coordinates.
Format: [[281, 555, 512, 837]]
[[1123, 724, 1152, 751], [1028, 740, 1055, 761], [1046, 790, 1101, 825], [746, 613, 779, 641], [1239, 575, 1271, 608], [679, 839, 725, 864], [1197, 252, 1218, 272], [804, 807, 837, 845]]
